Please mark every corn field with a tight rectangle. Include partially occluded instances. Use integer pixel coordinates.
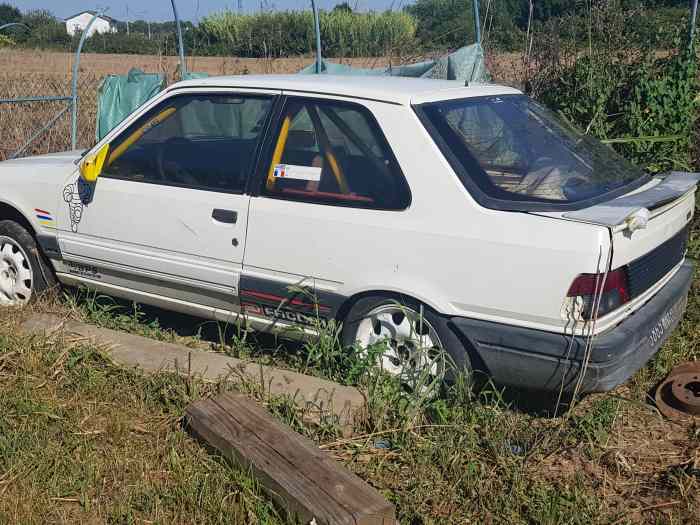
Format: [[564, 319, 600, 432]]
[[200, 10, 417, 58]]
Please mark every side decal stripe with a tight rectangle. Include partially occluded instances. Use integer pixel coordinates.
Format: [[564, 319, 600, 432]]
[[240, 289, 330, 312]]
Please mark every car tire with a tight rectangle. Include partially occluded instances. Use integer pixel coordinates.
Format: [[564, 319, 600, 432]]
[[341, 294, 471, 394], [0, 220, 56, 306]]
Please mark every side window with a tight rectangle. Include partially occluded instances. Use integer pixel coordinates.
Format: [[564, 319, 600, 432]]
[[102, 93, 273, 193], [263, 99, 410, 209]]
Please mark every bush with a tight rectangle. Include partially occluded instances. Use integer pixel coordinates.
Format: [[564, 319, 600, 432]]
[[406, 0, 524, 51], [0, 34, 14, 48], [526, 3, 698, 173]]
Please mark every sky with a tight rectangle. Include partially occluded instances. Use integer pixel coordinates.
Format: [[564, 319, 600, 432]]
[[8, 0, 408, 22]]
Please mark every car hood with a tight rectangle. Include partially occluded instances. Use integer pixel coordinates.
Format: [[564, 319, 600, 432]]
[[0, 150, 84, 169]]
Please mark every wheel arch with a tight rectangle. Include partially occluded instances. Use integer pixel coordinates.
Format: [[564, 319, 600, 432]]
[[0, 201, 37, 236], [334, 288, 446, 324], [0, 200, 59, 285]]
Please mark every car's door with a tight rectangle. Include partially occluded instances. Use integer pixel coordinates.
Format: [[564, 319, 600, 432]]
[[241, 96, 411, 325], [56, 89, 277, 313]]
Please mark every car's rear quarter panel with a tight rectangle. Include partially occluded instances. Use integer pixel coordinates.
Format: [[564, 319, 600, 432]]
[[244, 101, 610, 334]]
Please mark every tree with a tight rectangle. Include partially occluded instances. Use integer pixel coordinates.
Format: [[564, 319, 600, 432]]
[[0, 3, 21, 26], [333, 2, 353, 13]]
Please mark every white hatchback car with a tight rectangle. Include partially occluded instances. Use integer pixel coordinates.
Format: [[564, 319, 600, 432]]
[[0, 75, 696, 393]]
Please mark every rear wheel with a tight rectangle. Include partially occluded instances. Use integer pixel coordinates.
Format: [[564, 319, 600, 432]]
[[342, 295, 464, 395], [0, 220, 55, 306]]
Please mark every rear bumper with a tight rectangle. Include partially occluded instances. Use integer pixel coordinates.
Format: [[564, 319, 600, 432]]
[[450, 260, 694, 393]]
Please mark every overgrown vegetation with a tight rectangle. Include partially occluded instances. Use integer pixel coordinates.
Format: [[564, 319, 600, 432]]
[[527, 2, 698, 172]]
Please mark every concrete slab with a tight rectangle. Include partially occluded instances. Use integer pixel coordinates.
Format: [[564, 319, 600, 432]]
[[21, 313, 365, 427]]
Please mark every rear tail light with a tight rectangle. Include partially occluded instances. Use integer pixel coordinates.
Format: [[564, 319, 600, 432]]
[[567, 268, 630, 320]]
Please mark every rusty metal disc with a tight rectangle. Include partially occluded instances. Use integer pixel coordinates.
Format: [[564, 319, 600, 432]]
[[669, 372, 700, 415], [655, 362, 700, 422]]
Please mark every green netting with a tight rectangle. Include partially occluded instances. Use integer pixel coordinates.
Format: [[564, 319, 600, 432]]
[[95, 68, 166, 141], [182, 72, 210, 80], [298, 43, 490, 83]]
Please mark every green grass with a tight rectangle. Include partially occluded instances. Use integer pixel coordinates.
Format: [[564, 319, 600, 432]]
[[0, 311, 288, 524]]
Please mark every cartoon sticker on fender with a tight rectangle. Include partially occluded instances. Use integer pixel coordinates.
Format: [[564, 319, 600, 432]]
[[63, 178, 94, 232]]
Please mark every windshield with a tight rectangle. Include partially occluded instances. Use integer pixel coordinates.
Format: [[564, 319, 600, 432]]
[[418, 95, 648, 208]]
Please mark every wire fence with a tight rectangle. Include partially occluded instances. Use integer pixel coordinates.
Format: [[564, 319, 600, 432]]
[[0, 50, 453, 162], [0, 73, 99, 161]]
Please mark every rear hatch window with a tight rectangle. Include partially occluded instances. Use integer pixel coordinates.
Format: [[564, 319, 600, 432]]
[[416, 94, 650, 211]]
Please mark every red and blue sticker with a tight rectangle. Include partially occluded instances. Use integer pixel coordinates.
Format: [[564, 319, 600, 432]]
[[35, 208, 55, 227]]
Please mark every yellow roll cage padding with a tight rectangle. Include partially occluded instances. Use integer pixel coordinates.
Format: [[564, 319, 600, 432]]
[[306, 104, 349, 194], [107, 107, 177, 166], [266, 115, 291, 190], [266, 104, 349, 193], [324, 149, 348, 193]]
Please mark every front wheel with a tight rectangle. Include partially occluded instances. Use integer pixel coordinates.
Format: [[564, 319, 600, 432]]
[[0, 220, 56, 306], [341, 296, 463, 395]]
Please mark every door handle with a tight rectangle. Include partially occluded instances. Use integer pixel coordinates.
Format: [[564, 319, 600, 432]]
[[212, 209, 237, 224]]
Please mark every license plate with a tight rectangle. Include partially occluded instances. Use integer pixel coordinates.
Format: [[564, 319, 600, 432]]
[[648, 295, 687, 346]]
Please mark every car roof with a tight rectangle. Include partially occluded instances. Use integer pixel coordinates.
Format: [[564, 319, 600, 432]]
[[170, 74, 523, 105]]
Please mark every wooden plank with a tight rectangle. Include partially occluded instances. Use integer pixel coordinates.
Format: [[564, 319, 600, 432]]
[[186, 391, 396, 525]]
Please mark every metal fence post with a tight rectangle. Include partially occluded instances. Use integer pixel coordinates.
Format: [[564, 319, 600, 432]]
[[472, 0, 481, 44], [71, 11, 103, 150], [690, 0, 698, 50], [310, 0, 322, 73], [171, 0, 187, 80]]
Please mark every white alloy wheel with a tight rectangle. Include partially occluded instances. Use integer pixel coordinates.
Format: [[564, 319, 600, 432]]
[[355, 303, 445, 394], [0, 236, 33, 306]]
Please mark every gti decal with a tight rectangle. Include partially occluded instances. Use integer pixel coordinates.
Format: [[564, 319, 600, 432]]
[[242, 302, 329, 328], [35, 208, 55, 227]]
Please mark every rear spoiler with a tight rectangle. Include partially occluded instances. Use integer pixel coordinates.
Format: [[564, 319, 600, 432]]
[[563, 172, 700, 229]]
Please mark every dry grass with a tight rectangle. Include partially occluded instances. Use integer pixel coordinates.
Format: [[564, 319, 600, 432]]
[[0, 48, 526, 161], [0, 49, 428, 161]]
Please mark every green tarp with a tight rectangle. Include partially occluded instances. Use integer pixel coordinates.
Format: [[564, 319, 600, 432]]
[[95, 69, 211, 141], [182, 72, 210, 80], [95, 68, 165, 141], [298, 43, 490, 83]]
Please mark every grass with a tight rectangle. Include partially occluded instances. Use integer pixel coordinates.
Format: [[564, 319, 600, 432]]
[[0, 307, 287, 524], [3, 226, 698, 525]]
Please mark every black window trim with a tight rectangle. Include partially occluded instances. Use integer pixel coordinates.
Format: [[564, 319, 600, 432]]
[[251, 95, 412, 211], [101, 91, 280, 196], [413, 96, 652, 213]]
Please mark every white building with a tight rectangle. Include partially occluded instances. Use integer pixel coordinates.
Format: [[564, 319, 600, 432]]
[[65, 11, 117, 38]]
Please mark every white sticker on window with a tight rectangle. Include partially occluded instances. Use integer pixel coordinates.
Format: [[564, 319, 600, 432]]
[[273, 164, 321, 182]]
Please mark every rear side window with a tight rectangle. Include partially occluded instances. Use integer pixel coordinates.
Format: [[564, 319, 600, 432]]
[[262, 98, 410, 209], [102, 93, 273, 193]]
